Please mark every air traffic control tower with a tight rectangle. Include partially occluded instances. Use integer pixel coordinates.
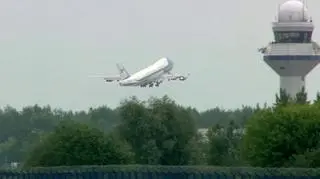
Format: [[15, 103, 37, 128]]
[[259, 0, 320, 98]]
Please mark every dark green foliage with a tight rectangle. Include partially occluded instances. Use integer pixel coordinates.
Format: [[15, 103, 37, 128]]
[[0, 96, 255, 165], [2, 92, 320, 169], [242, 104, 320, 167], [207, 121, 244, 166], [275, 88, 291, 107], [0, 105, 58, 165], [207, 125, 229, 165], [24, 120, 134, 167], [199, 106, 255, 128], [2, 165, 320, 178], [314, 92, 320, 105], [0, 104, 119, 166], [295, 87, 309, 105], [286, 147, 320, 167], [86, 106, 120, 132], [117, 95, 199, 165], [275, 87, 309, 107]]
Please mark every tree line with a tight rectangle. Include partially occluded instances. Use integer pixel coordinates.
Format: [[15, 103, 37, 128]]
[[1, 90, 320, 168]]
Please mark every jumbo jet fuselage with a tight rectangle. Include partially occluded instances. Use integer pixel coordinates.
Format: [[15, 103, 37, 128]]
[[92, 57, 189, 87], [119, 58, 174, 86]]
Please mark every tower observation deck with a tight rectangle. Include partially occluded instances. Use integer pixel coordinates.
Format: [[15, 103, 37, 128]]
[[259, 0, 320, 98]]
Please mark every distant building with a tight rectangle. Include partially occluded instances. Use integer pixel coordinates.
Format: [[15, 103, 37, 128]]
[[10, 162, 19, 169], [197, 127, 245, 142], [197, 128, 209, 142], [1, 162, 20, 169]]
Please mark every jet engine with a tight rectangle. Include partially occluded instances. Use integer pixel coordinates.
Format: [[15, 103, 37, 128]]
[[179, 76, 187, 81]]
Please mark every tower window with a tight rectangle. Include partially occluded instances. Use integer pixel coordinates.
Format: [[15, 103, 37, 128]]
[[274, 31, 312, 43]]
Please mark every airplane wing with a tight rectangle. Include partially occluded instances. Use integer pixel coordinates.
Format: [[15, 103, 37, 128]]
[[163, 73, 190, 81], [89, 75, 122, 82], [89, 64, 130, 83]]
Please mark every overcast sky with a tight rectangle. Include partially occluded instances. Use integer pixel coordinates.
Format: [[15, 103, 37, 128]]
[[0, 0, 320, 111]]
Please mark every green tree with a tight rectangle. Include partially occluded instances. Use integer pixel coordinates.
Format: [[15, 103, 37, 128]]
[[285, 147, 320, 167], [207, 121, 244, 166], [0, 105, 54, 165], [116, 96, 161, 164], [207, 124, 229, 165], [314, 92, 320, 105], [295, 87, 309, 105], [275, 88, 291, 107], [117, 95, 199, 165], [275, 87, 309, 107], [148, 96, 198, 165], [199, 106, 255, 128], [242, 104, 320, 167], [87, 106, 120, 132], [187, 132, 208, 165], [24, 120, 133, 167]]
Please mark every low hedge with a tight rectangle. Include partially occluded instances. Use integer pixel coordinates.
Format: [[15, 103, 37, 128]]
[[0, 165, 319, 177]]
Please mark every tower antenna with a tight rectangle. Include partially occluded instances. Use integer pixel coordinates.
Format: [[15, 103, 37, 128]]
[[277, 3, 280, 22], [305, 0, 308, 8], [302, 0, 305, 21]]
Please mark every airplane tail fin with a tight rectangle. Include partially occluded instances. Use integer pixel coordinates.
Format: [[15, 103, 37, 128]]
[[116, 63, 130, 79]]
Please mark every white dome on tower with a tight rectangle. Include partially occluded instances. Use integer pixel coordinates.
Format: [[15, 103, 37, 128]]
[[278, 0, 308, 22]]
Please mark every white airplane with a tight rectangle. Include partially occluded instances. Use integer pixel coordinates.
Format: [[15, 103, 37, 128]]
[[92, 57, 189, 87]]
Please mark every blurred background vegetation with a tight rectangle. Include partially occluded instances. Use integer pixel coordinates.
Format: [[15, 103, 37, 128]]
[[1, 91, 320, 169]]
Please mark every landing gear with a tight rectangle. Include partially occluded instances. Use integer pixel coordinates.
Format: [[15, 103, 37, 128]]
[[154, 80, 162, 87], [140, 81, 162, 88]]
